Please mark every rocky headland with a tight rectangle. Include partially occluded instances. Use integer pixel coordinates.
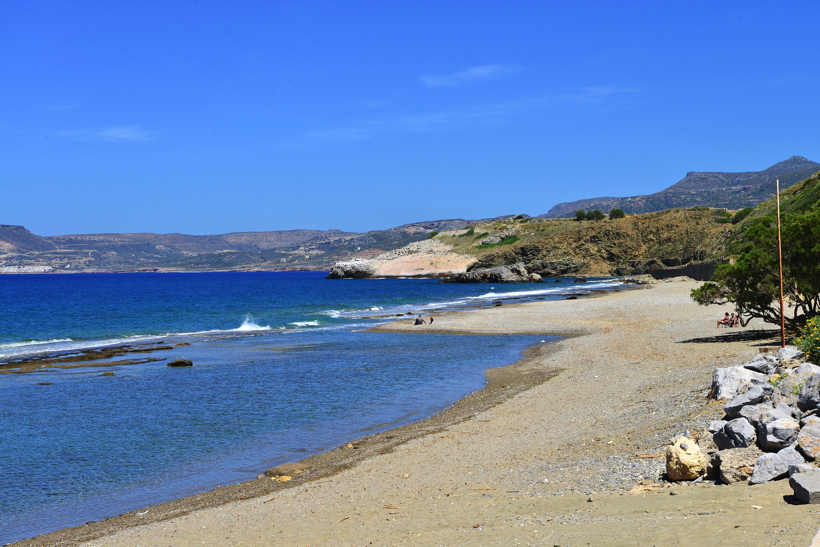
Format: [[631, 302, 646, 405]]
[[326, 239, 476, 279], [327, 207, 735, 281]]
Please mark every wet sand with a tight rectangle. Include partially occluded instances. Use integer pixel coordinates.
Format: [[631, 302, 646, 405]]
[[14, 281, 819, 546]]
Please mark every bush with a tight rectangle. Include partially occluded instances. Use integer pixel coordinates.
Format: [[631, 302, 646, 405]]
[[714, 210, 733, 224], [459, 227, 475, 237], [732, 207, 754, 224], [574, 210, 587, 221], [609, 208, 626, 219], [475, 236, 520, 249], [796, 316, 820, 365], [427, 231, 439, 239], [587, 209, 606, 221]]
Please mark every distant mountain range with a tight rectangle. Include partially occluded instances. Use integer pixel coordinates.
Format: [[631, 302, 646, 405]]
[[541, 156, 820, 218], [3, 155, 819, 274], [0, 216, 513, 273]]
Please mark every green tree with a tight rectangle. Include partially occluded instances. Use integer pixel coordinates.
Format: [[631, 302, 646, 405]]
[[731, 207, 754, 224], [587, 209, 606, 221], [691, 209, 820, 331], [609, 208, 626, 219], [574, 210, 587, 221]]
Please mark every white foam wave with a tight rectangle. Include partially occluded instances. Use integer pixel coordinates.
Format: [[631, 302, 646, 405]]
[[289, 320, 320, 327], [0, 338, 74, 349], [0, 335, 161, 361], [233, 314, 272, 332]]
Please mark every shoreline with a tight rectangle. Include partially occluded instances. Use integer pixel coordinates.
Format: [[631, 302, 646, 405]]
[[9, 309, 585, 546], [14, 280, 820, 546]]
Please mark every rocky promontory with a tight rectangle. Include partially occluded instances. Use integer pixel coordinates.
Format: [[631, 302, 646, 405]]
[[327, 239, 476, 279]]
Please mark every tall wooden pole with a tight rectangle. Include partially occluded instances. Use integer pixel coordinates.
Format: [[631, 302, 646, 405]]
[[777, 179, 786, 347]]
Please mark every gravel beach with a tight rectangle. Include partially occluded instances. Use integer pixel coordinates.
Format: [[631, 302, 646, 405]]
[[16, 280, 819, 546]]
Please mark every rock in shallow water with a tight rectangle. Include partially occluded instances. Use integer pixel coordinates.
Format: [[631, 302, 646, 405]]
[[167, 359, 193, 367]]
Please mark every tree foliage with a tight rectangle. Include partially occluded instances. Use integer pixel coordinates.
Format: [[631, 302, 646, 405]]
[[587, 209, 606, 221], [731, 207, 754, 224], [609, 208, 626, 219], [691, 209, 820, 332], [574, 210, 587, 221]]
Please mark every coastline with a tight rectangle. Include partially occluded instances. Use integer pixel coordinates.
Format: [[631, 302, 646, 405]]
[[7, 301, 581, 547], [12, 281, 820, 546]]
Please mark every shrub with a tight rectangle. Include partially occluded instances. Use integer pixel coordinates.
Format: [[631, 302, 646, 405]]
[[796, 316, 820, 364], [427, 231, 439, 239], [609, 208, 626, 219], [732, 207, 754, 224], [714, 210, 733, 224], [459, 227, 475, 237], [587, 209, 606, 221], [574, 210, 587, 221], [475, 236, 519, 250]]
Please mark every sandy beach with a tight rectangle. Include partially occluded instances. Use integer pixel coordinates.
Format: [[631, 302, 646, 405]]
[[15, 280, 820, 547]]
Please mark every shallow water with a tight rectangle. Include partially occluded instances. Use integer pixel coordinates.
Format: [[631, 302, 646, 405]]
[[0, 272, 619, 543]]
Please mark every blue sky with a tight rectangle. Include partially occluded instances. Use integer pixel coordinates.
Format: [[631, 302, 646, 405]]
[[2, 1, 819, 236]]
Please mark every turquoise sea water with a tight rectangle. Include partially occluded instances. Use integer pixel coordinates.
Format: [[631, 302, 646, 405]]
[[0, 272, 622, 543]]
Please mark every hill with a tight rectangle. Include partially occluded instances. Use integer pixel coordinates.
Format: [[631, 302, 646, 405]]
[[0, 217, 515, 273], [541, 156, 820, 218]]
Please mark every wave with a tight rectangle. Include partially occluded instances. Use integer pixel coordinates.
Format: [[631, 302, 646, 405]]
[[0, 335, 160, 361], [0, 338, 74, 349], [232, 314, 272, 332], [289, 320, 320, 328], [0, 315, 274, 361]]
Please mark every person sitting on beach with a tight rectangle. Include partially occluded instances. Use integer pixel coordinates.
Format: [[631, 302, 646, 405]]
[[716, 312, 731, 328], [414, 315, 426, 325], [729, 313, 737, 327]]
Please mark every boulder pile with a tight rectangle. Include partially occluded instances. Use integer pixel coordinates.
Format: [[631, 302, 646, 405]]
[[443, 262, 543, 284], [666, 346, 820, 503]]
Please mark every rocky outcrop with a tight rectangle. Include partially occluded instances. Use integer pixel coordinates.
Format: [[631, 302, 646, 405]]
[[443, 263, 542, 284], [326, 259, 385, 279], [372, 253, 476, 278], [327, 239, 477, 279]]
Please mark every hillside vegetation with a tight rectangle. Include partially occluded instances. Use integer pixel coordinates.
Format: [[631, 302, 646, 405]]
[[436, 208, 738, 277], [690, 170, 820, 331]]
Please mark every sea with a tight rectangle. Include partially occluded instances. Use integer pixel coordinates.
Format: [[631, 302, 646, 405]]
[[0, 271, 624, 544]]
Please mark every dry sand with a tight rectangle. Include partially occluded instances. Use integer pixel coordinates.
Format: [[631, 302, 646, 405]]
[[17, 281, 820, 546]]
